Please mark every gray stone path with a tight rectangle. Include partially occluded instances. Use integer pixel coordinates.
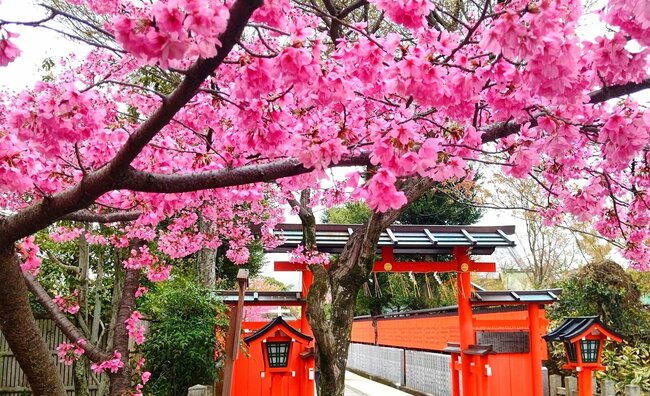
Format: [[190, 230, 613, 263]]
[[344, 371, 411, 396]]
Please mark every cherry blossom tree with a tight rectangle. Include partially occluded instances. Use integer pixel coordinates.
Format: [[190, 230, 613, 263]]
[[0, 0, 649, 395]]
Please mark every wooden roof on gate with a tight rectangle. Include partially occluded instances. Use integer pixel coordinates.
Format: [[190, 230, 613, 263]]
[[269, 223, 516, 256]]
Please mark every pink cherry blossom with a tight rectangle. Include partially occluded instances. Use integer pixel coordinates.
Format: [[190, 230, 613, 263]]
[[53, 290, 80, 315], [125, 311, 146, 345], [56, 339, 86, 366], [0, 28, 20, 66], [91, 351, 124, 374], [370, 0, 435, 29], [17, 236, 42, 276]]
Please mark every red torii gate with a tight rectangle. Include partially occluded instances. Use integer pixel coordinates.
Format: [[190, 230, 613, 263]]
[[270, 223, 542, 396]]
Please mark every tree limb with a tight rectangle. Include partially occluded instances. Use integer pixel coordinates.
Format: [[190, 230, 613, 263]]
[[118, 152, 371, 193], [480, 78, 650, 143], [46, 251, 80, 274], [23, 273, 112, 363], [62, 210, 142, 223]]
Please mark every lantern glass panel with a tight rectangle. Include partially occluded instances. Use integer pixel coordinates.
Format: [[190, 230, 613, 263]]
[[580, 340, 600, 363], [266, 342, 291, 368], [564, 341, 578, 362]]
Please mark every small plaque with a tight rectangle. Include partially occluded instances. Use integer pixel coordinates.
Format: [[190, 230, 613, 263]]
[[477, 331, 530, 353], [384, 262, 393, 271], [460, 263, 469, 272]]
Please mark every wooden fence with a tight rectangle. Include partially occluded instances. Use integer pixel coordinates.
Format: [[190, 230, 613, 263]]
[[0, 318, 102, 395], [549, 374, 643, 396]]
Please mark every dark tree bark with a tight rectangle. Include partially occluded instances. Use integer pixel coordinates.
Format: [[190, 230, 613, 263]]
[[108, 265, 140, 396], [0, 245, 66, 396], [196, 216, 217, 288]]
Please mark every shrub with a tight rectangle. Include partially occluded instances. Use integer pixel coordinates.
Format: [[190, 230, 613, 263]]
[[141, 277, 227, 396]]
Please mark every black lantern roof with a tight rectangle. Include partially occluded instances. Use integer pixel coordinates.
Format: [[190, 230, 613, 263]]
[[270, 223, 516, 255], [243, 316, 313, 345], [543, 316, 623, 342]]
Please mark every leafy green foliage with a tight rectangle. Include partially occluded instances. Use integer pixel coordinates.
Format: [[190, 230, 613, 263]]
[[214, 239, 266, 289], [548, 260, 650, 341], [321, 202, 371, 224], [141, 276, 227, 396], [398, 189, 482, 225], [599, 343, 650, 392]]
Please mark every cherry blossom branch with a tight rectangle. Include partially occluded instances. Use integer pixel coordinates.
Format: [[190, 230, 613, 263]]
[[119, 152, 371, 193], [589, 78, 650, 103], [61, 210, 142, 223], [39, 4, 114, 39], [83, 79, 168, 99], [46, 251, 80, 274], [481, 79, 650, 143], [0, 12, 56, 26], [442, 0, 491, 63], [23, 273, 111, 363], [37, 24, 125, 53]]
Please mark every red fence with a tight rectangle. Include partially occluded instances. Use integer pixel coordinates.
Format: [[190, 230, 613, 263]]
[[352, 305, 549, 357]]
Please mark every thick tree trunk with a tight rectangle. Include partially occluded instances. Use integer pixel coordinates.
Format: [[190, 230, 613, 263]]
[[108, 265, 140, 396], [307, 230, 382, 396], [299, 179, 435, 396], [73, 355, 91, 396], [99, 252, 125, 396], [0, 245, 66, 396], [196, 217, 217, 288]]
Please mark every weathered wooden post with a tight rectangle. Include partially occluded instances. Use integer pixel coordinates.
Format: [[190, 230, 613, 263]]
[[624, 384, 641, 396], [549, 374, 561, 396], [566, 376, 577, 396], [218, 269, 249, 396], [601, 379, 616, 396]]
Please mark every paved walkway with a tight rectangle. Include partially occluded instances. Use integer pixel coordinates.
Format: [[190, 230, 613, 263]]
[[344, 371, 411, 396]]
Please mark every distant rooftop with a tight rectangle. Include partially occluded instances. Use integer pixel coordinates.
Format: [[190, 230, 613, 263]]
[[471, 289, 561, 306], [271, 223, 516, 256]]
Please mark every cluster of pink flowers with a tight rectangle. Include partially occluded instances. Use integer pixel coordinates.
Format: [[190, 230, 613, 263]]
[[130, 359, 152, 396], [123, 245, 157, 270], [583, 32, 649, 86], [123, 245, 172, 282], [110, 0, 230, 68], [251, 0, 289, 28], [146, 261, 172, 282], [355, 169, 407, 212], [54, 290, 80, 315], [290, 245, 330, 266], [135, 286, 149, 298], [7, 82, 106, 159], [604, 0, 650, 46], [17, 236, 42, 276], [91, 351, 124, 374], [370, 0, 435, 29], [125, 311, 146, 345], [56, 339, 86, 366], [49, 227, 84, 243], [0, 28, 20, 67]]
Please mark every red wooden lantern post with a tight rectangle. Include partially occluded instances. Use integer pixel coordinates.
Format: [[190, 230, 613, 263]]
[[544, 317, 623, 396]]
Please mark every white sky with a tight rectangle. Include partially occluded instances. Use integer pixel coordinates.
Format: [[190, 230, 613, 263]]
[[1, 0, 645, 290]]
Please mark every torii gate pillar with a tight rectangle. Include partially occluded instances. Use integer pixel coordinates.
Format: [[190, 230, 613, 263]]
[[454, 247, 475, 396]]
